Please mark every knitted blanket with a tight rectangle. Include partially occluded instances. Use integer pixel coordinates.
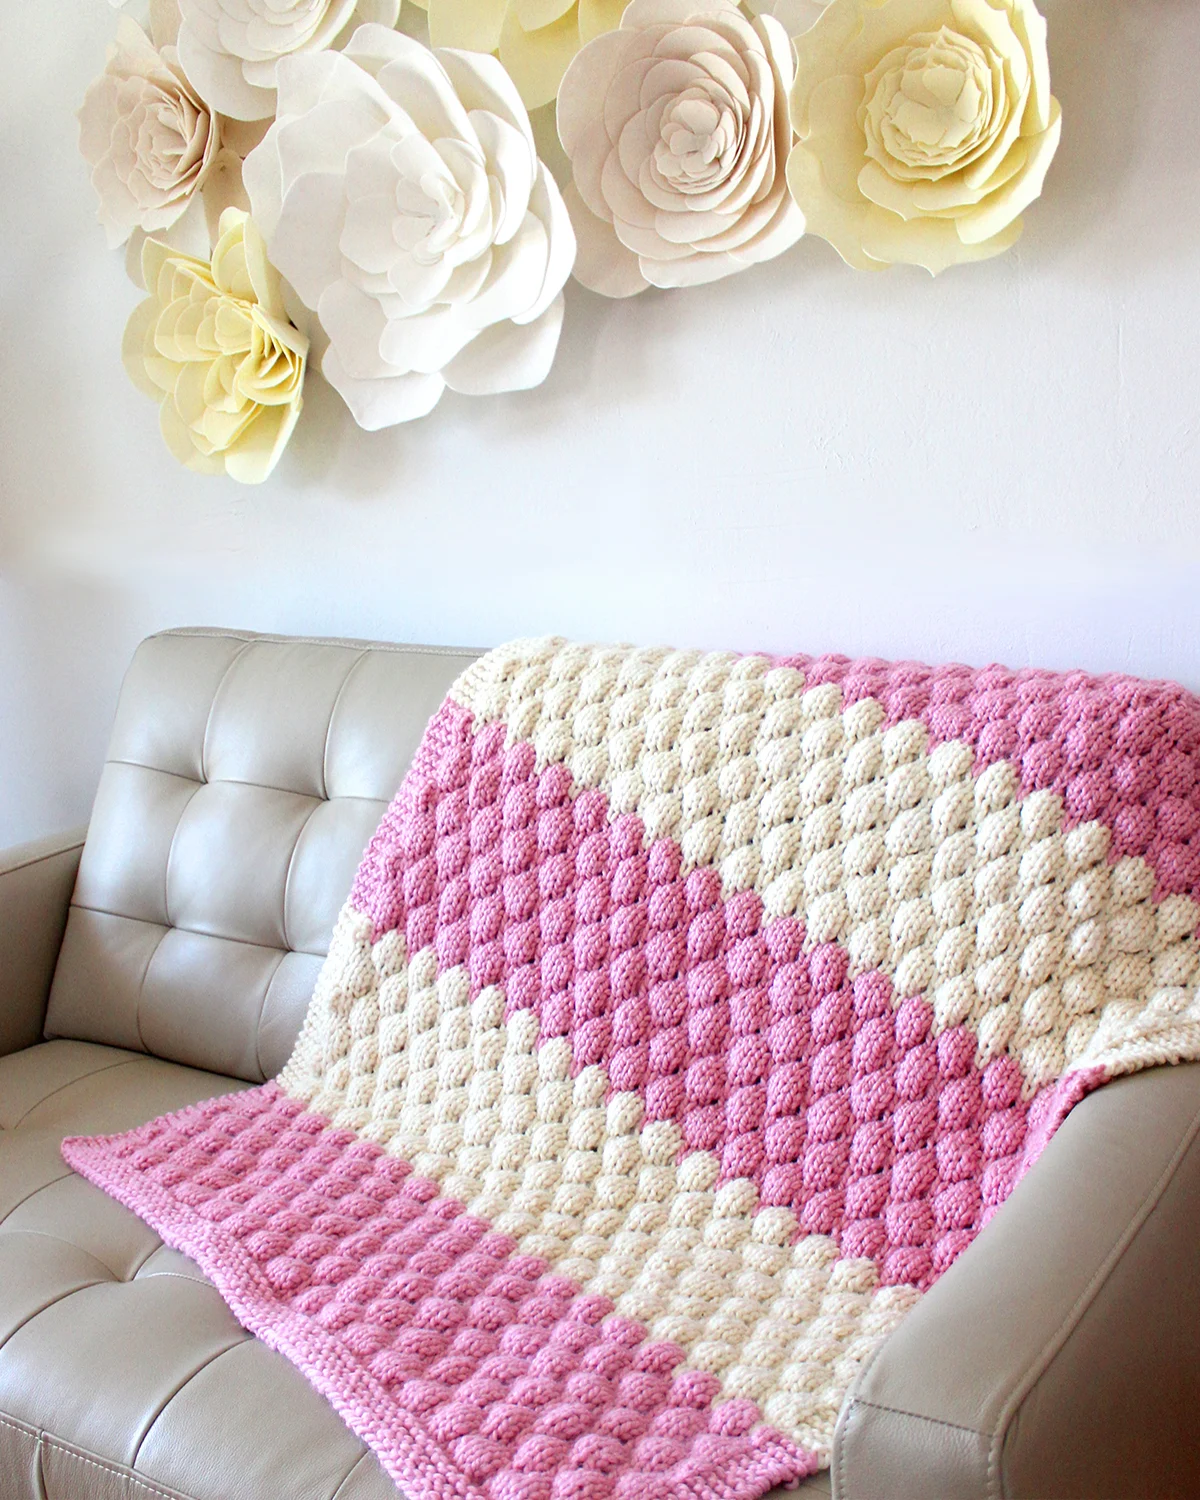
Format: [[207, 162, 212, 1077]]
[[64, 639, 1200, 1500]]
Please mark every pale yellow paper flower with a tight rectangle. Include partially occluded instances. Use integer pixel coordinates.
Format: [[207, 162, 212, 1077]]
[[787, 0, 1061, 272], [427, 0, 625, 108], [557, 0, 804, 297], [123, 208, 309, 483]]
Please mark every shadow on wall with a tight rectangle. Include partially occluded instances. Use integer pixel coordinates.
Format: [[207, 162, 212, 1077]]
[[1039, 0, 1200, 271], [0, 572, 138, 846]]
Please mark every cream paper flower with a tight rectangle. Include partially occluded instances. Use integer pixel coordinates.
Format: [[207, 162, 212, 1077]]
[[123, 208, 308, 482], [176, 0, 402, 120], [787, 0, 1061, 273], [78, 16, 221, 248], [427, 0, 625, 110], [242, 24, 575, 430], [556, 0, 803, 297]]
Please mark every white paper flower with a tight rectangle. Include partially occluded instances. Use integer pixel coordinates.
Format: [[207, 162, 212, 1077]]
[[243, 24, 576, 429], [556, 0, 803, 298], [176, 0, 402, 120], [78, 17, 221, 248], [787, 0, 1062, 273], [123, 208, 309, 482]]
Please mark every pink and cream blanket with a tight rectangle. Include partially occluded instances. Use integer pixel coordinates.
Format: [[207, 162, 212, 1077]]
[[64, 639, 1200, 1499]]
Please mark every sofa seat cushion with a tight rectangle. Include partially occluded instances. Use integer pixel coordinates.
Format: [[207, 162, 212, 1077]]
[[0, 1040, 405, 1500], [0, 1043, 832, 1500]]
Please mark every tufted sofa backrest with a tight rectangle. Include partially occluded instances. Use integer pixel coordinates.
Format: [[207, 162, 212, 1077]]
[[44, 629, 479, 1082]]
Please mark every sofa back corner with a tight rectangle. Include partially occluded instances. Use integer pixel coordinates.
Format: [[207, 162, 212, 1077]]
[[43, 628, 480, 1082]]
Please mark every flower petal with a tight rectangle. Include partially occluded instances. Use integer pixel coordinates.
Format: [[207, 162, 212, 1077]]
[[428, 0, 510, 56], [499, 2, 581, 110], [442, 293, 565, 393], [557, 28, 633, 155], [321, 344, 446, 427], [177, 27, 276, 120], [563, 178, 647, 294], [577, 0, 626, 44], [270, 170, 349, 309], [956, 93, 1059, 242], [520, 163, 577, 319]]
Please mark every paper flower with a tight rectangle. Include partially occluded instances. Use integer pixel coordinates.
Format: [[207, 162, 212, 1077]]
[[787, 0, 1061, 273], [556, 0, 804, 297], [427, 0, 625, 110], [123, 208, 309, 482], [243, 25, 575, 430], [78, 16, 221, 248], [176, 0, 402, 120]]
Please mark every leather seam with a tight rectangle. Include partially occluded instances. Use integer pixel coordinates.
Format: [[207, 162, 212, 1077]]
[[155, 627, 483, 661], [0, 841, 85, 880], [128, 1336, 249, 1469], [0, 1171, 74, 1223], [159, 780, 207, 935], [829, 1299, 900, 1499], [134, 925, 174, 1057], [251, 950, 289, 1084], [329, 1449, 374, 1500], [7, 1056, 144, 1131], [987, 1090, 1200, 1500], [197, 639, 254, 786], [125, 1239, 172, 1279], [838, 1396, 988, 1439], [101, 759, 388, 807], [320, 648, 371, 802], [0, 1226, 126, 1281], [833, 1401, 852, 1500], [0, 1278, 110, 1355], [131, 1268, 213, 1288], [279, 797, 329, 959], [63, 911, 331, 960], [34, 1431, 194, 1500]]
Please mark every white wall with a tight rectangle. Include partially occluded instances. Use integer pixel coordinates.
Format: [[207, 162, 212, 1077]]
[[2, 1, 1199, 848]]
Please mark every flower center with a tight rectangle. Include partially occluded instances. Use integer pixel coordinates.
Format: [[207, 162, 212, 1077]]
[[653, 88, 741, 193], [864, 26, 999, 177], [393, 167, 467, 265]]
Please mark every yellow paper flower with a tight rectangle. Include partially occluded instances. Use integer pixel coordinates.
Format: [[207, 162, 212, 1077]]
[[427, 0, 625, 108], [123, 208, 308, 483], [787, 0, 1061, 272]]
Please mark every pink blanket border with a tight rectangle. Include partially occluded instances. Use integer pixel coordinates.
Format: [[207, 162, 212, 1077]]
[[63, 1088, 819, 1500]]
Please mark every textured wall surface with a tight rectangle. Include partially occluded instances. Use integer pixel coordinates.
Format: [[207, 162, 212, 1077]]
[[1, 1, 1198, 847]]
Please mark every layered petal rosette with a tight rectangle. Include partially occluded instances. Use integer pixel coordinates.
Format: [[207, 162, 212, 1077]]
[[123, 208, 309, 482], [556, 0, 804, 298], [787, 0, 1062, 272], [78, 16, 221, 247], [243, 25, 576, 430], [176, 0, 402, 120]]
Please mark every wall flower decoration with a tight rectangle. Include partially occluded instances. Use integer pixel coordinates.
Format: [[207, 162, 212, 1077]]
[[78, 15, 221, 248], [80, 0, 1061, 483], [123, 208, 309, 482], [242, 25, 575, 430], [175, 0, 402, 120], [786, 0, 1061, 272], [557, 0, 804, 297]]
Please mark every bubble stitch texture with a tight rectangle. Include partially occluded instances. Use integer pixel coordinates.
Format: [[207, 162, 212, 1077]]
[[65, 638, 1200, 1497]]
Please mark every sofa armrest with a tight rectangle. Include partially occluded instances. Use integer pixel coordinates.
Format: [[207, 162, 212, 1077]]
[[0, 829, 86, 1058], [833, 1060, 1200, 1500]]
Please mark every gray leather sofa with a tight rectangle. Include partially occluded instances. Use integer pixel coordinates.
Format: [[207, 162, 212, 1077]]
[[1, 627, 1198, 1500]]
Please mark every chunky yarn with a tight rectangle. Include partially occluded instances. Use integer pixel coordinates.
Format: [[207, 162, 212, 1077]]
[[65, 638, 1200, 1499]]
